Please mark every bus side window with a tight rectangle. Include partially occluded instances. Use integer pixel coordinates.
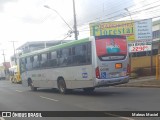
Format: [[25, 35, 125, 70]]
[[33, 55, 39, 69], [40, 53, 47, 68], [72, 47, 76, 65], [61, 48, 69, 66], [25, 58, 27, 64], [26, 57, 32, 70], [67, 48, 72, 65], [30, 56, 34, 69], [57, 50, 62, 58], [20, 58, 26, 73], [74, 44, 87, 64], [81, 44, 87, 63], [47, 52, 51, 60], [72, 47, 75, 55], [50, 51, 58, 67], [87, 43, 91, 64], [38, 54, 42, 61]]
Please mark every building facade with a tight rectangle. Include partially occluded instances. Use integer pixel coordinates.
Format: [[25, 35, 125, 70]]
[[130, 19, 160, 75], [10, 40, 72, 66]]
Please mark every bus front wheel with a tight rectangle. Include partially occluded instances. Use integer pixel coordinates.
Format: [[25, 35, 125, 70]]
[[30, 83, 37, 91], [28, 79, 37, 91], [57, 78, 67, 94]]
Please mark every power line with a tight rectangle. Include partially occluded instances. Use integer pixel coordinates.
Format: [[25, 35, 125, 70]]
[[77, 0, 145, 26], [77, 0, 160, 27], [78, 15, 160, 33]]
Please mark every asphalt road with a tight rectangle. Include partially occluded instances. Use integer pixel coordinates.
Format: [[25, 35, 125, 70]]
[[0, 80, 160, 120]]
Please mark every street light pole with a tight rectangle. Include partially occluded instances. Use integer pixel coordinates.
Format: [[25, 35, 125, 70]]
[[44, 5, 73, 33], [73, 0, 78, 40], [44, 2, 78, 40]]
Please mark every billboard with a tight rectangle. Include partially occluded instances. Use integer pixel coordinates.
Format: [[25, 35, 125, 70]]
[[135, 19, 152, 40], [90, 21, 135, 41], [95, 35, 127, 61], [128, 40, 152, 52], [89, 19, 152, 42]]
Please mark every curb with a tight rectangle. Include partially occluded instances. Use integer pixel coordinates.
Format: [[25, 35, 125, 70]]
[[116, 85, 160, 88], [129, 79, 156, 83], [115, 76, 160, 88]]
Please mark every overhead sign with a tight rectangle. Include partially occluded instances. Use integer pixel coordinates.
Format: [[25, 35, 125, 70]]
[[128, 40, 152, 52], [89, 19, 152, 41]]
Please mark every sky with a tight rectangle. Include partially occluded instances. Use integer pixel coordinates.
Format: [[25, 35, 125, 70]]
[[0, 0, 160, 64]]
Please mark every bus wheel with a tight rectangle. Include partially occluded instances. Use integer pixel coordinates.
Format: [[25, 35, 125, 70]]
[[83, 87, 95, 93], [57, 78, 67, 94], [28, 79, 37, 91], [30, 83, 37, 91]]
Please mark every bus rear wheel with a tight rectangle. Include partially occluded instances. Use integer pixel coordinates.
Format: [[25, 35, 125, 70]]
[[57, 78, 67, 94], [83, 87, 95, 93]]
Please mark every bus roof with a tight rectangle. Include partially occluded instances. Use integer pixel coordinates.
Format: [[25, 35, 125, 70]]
[[20, 37, 90, 58]]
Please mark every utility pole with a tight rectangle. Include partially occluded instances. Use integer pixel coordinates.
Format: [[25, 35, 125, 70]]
[[2, 49, 6, 64], [2, 49, 6, 75], [9, 41, 17, 65], [125, 8, 133, 76], [73, 0, 78, 40]]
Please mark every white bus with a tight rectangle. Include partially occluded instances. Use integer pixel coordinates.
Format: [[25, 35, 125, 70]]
[[19, 35, 130, 93]]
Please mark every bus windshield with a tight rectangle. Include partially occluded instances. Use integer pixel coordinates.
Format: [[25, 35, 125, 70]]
[[95, 35, 127, 61]]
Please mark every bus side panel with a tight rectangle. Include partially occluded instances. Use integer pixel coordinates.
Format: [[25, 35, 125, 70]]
[[39, 65, 94, 89], [37, 67, 73, 88], [68, 65, 94, 89], [21, 65, 94, 89]]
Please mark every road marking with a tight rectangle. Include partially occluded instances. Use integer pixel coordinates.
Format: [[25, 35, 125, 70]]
[[0, 117, 5, 120], [104, 112, 135, 120], [15, 90, 23, 92], [40, 96, 59, 102]]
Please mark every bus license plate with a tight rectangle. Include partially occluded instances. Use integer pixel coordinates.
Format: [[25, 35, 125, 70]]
[[110, 73, 120, 78]]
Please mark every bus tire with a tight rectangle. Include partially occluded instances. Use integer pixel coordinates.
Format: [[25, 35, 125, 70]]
[[28, 79, 37, 91], [57, 78, 67, 94], [83, 87, 95, 93]]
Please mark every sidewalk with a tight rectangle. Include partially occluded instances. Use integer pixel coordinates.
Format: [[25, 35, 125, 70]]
[[116, 76, 160, 88]]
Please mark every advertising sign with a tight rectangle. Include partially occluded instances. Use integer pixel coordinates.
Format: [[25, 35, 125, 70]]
[[90, 21, 135, 41], [90, 19, 152, 41], [135, 19, 152, 40], [95, 35, 127, 61], [128, 41, 152, 52]]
